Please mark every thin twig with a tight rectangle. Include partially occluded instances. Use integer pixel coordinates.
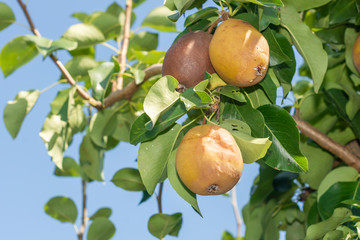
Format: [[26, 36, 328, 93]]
[[156, 182, 164, 214], [231, 188, 242, 239], [17, 0, 102, 109], [113, 0, 133, 91], [78, 180, 88, 240], [294, 108, 360, 172]]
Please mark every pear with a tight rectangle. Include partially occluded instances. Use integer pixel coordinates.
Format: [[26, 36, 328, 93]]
[[209, 19, 270, 87], [162, 31, 215, 88]]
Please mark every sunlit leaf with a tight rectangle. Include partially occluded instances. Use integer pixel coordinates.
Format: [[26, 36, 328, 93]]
[[4, 90, 40, 139], [280, 2, 327, 93], [143, 76, 180, 127], [258, 104, 308, 172], [87, 218, 115, 240], [0, 36, 38, 77], [89, 62, 114, 101], [148, 213, 182, 239], [44, 196, 77, 223], [54, 157, 82, 177], [24, 35, 77, 57], [0, 2, 15, 31], [79, 134, 104, 181], [167, 149, 201, 215], [111, 168, 146, 191], [141, 6, 177, 32], [138, 124, 182, 194], [90, 208, 112, 220], [63, 23, 105, 49]]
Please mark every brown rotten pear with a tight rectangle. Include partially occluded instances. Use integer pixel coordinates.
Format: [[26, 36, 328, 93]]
[[353, 32, 360, 74], [176, 125, 243, 195], [209, 19, 270, 87], [162, 31, 215, 88]]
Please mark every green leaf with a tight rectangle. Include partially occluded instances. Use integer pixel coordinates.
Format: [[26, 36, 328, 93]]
[[90, 208, 112, 220], [286, 0, 332, 11], [128, 32, 158, 56], [138, 124, 182, 194], [111, 168, 146, 191], [143, 76, 180, 127], [345, 28, 360, 76], [64, 56, 98, 80], [317, 166, 359, 201], [304, 208, 351, 240], [89, 106, 119, 148], [141, 6, 177, 32], [262, 28, 291, 66], [221, 101, 265, 138], [258, 104, 308, 172], [319, 181, 360, 220], [130, 101, 186, 145], [242, 203, 265, 239], [39, 114, 71, 169], [259, 6, 280, 31], [133, 50, 166, 65], [259, 72, 277, 104], [218, 85, 246, 103], [63, 23, 105, 49], [87, 12, 121, 39], [220, 119, 272, 164], [245, 86, 272, 108], [0, 2, 15, 31], [148, 213, 182, 239], [50, 88, 75, 122], [44, 196, 77, 223], [130, 67, 145, 85], [180, 87, 210, 110], [80, 134, 104, 181], [54, 157, 81, 177], [89, 62, 114, 101], [299, 143, 333, 189], [280, 2, 328, 93], [0, 36, 38, 77], [72, 12, 89, 22], [271, 32, 295, 97], [329, 0, 357, 25], [184, 7, 219, 27], [167, 149, 201, 215], [87, 218, 115, 240], [4, 90, 40, 138], [24, 35, 77, 57]]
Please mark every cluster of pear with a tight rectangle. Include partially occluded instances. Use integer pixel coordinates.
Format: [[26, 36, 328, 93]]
[[162, 18, 270, 195]]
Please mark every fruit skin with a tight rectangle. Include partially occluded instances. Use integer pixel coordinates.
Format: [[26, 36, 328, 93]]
[[353, 32, 360, 74], [209, 19, 270, 87], [176, 124, 243, 195], [162, 31, 215, 88]]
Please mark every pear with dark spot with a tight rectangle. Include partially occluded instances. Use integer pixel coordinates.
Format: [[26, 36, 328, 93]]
[[162, 31, 215, 88]]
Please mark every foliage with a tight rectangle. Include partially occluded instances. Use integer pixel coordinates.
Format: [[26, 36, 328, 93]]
[[1, 0, 360, 239]]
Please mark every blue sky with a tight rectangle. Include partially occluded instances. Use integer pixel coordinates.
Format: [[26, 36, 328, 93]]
[[0, 1, 302, 239], [0, 1, 262, 239]]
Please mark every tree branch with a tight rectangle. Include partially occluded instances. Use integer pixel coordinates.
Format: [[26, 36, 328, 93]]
[[103, 63, 162, 108], [113, 0, 133, 91], [294, 108, 360, 172], [231, 188, 242, 239], [78, 180, 88, 240], [17, 0, 102, 109]]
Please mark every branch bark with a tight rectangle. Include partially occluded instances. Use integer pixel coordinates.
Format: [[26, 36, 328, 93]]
[[231, 188, 242, 239], [113, 0, 133, 91], [78, 180, 88, 240], [17, 0, 102, 110], [294, 109, 360, 172]]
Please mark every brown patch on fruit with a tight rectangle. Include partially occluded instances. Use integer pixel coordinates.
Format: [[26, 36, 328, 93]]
[[162, 31, 216, 88], [176, 125, 243, 196]]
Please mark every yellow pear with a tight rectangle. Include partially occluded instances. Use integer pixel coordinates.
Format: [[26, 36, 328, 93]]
[[176, 124, 243, 195], [209, 19, 270, 87]]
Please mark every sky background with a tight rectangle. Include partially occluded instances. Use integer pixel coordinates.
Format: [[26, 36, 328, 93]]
[[0, 1, 302, 239]]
